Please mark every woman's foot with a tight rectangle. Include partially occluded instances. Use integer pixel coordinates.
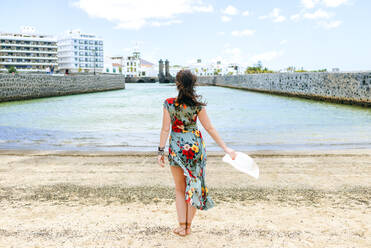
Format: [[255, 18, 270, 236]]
[[185, 222, 192, 235], [173, 222, 187, 236]]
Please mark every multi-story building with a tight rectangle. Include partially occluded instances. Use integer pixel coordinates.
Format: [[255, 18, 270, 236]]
[[103, 49, 158, 77], [103, 56, 123, 74], [188, 59, 244, 76], [0, 27, 57, 72], [140, 58, 157, 77], [124, 51, 141, 77], [58, 30, 103, 73]]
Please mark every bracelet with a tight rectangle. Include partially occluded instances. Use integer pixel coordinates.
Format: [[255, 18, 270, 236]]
[[158, 146, 165, 156]]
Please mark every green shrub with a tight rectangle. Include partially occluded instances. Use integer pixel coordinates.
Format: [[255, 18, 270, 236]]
[[8, 66, 16, 73]]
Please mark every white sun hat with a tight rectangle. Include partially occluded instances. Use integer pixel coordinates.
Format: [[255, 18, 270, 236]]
[[222, 152, 259, 179]]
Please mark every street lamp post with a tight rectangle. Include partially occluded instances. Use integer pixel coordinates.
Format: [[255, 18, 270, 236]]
[[93, 47, 96, 75]]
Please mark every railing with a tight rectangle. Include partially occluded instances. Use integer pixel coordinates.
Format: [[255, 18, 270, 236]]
[[0, 62, 58, 65], [0, 49, 57, 53], [0, 56, 57, 60], [0, 43, 57, 48]]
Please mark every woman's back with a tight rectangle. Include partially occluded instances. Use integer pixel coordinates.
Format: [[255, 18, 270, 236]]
[[164, 97, 203, 133]]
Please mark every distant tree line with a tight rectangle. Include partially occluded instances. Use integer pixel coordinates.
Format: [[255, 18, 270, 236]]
[[286, 66, 327, 73], [245, 61, 274, 74], [243, 61, 327, 74]]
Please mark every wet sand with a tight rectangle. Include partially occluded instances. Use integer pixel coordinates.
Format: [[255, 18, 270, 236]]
[[0, 149, 370, 247]]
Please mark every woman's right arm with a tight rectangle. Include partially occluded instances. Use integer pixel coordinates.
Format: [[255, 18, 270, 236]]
[[198, 107, 237, 160]]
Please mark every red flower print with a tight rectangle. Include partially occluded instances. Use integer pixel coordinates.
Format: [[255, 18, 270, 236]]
[[186, 168, 196, 178], [183, 149, 195, 160], [166, 98, 175, 105], [172, 117, 184, 132]]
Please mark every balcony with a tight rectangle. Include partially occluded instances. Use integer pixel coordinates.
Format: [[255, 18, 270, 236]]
[[0, 55, 57, 60], [0, 42, 57, 49], [0, 61, 58, 65]]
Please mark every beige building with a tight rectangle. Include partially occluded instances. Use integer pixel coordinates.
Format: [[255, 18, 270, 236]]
[[0, 28, 57, 72]]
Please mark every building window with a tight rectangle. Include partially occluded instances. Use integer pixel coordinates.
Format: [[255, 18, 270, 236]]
[[106, 68, 109, 72]]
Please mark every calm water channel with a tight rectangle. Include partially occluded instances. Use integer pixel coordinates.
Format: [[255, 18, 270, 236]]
[[0, 83, 371, 151]]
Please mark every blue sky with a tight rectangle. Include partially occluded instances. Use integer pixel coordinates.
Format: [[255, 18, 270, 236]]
[[1, 0, 370, 71]]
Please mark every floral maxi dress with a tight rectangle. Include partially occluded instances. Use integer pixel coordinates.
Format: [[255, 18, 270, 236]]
[[163, 97, 215, 211]]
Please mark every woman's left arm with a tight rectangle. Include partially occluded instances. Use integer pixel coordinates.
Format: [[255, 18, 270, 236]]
[[158, 106, 171, 167]]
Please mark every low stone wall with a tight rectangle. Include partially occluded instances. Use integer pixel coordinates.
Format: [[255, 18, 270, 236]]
[[125, 76, 157, 83], [198, 72, 371, 107], [0, 74, 125, 102]]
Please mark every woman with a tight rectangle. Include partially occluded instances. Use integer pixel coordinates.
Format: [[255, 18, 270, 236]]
[[158, 70, 237, 236]]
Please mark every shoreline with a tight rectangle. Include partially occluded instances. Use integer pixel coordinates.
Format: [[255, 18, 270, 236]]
[[1, 147, 371, 156]]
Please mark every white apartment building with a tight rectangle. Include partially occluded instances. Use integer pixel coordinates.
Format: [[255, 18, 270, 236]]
[[104, 50, 158, 77], [0, 27, 57, 72], [140, 58, 157, 77], [58, 30, 103, 73], [124, 51, 141, 77], [103, 56, 122, 74], [189, 59, 224, 76], [188, 59, 244, 76]]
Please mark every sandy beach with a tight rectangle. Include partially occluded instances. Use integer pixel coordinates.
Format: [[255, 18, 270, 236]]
[[0, 148, 370, 248]]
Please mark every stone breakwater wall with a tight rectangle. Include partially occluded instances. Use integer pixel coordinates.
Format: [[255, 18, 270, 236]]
[[0, 74, 125, 102], [198, 72, 371, 107]]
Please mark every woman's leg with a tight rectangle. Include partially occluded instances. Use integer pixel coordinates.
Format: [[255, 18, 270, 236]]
[[186, 204, 197, 234], [170, 165, 187, 235]]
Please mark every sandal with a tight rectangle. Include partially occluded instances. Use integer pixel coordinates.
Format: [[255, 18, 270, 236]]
[[173, 222, 187, 236], [185, 222, 192, 235]]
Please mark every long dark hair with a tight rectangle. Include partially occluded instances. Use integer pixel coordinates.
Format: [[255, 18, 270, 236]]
[[175, 70, 206, 107]]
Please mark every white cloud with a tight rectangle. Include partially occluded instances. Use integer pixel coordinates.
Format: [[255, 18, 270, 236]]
[[318, 20, 342, 28], [290, 13, 301, 21], [220, 43, 243, 62], [259, 8, 286, 23], [301, 0, 320, 9], [224, 47, 241, 57], [221, 15, 231, 22], [280, 40, 288, 45], [303, 9, 332, 19], [150, 19, 182, 27], [73, 0, 213, 30], [323, 0, 348, 7], [231, 29, 255, 37], [301, 0, 348, 8], [217, 31, 225, 35], [250, 50, 284, 63], [221, 5, 238, 15], [193, 4, 214, 12], [242, 10, 250, 16]]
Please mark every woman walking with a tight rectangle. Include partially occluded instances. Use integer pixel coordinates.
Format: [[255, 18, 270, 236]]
[[158, 70, 237, 236]]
